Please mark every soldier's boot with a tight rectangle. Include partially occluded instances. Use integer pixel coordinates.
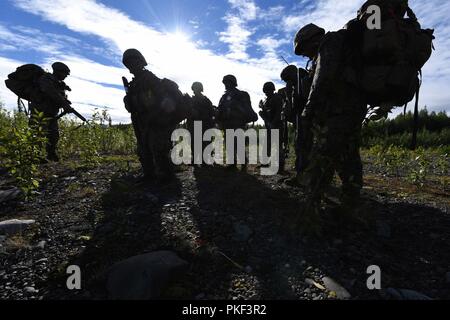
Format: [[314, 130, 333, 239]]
[[283, 174, 301, 187], [46, 145, 60, 162], [139, 156, 156, 184], [155, 155, 176, 184], [337, 184, 372, 228]]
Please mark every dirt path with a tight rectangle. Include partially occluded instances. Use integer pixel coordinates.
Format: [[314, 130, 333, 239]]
[[0, 160, 449, 300]]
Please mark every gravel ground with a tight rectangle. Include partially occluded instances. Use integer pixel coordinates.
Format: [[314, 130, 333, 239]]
[[0, 160, 449, 300]]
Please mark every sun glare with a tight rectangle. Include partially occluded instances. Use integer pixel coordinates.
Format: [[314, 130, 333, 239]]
[[170, 31, 191, 46]]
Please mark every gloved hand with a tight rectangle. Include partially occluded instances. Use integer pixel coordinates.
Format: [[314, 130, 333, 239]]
[[62, 100, 73, 113]]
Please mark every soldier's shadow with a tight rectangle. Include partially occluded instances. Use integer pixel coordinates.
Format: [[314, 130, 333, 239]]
[[191, 165, 303, 299], [191, 165, 450, 300], [43, 173, 183, 300]]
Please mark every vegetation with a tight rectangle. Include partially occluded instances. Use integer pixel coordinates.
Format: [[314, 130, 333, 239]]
[[1, 101, 448, 198], [0, 108, 47, 197], [362, 109, 450, 151], [0, 104, 137, 197]]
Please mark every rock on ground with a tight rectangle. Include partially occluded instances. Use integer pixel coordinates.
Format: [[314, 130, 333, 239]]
[[0, 219, 36, 236], [322, 277, 352, 300], [107, 251, 189, 300], [0, 188, 21, 204]]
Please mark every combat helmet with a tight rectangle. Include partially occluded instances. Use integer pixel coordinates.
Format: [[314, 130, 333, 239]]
[[52, 62, 70, 75], [191, 82, 204, 92], [122, 49, 148, 69], [222, 74, 237, 87], [263, 82, 276, 93], [294, 24, 325, 56]]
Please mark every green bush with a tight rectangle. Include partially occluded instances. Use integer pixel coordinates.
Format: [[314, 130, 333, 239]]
[[0, 109, 48, 197], [58, 108, 136, 164], [362, 109, 450, 149]]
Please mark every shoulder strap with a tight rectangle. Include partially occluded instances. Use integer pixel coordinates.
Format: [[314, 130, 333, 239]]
[[410, 70, 422, 150], [406, 6, 418, 21]]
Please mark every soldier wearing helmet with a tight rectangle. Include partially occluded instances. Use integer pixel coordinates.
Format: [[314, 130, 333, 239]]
[[295, 23, 367, 215], [122, 48, 175, 183], [217, 75, 257, 171], [28, 61, 73, 162], [279, 64, 315, 185], [258, 82, 284, 168], [187, 82, 216, 165]]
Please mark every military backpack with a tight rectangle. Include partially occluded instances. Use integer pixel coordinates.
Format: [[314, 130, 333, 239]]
[[5, 64, 46, 102], [347, 0, 435, 120]]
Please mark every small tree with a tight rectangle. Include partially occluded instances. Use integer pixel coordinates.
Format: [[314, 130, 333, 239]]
[[0, 108, 48, 198]]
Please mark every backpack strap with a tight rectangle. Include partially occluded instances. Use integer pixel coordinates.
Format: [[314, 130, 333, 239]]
[[410, 70, 422, 150], [406, 6, 418, 21]]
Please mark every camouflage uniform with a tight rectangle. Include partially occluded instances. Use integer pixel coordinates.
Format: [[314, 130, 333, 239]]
[[29, 71, 71, 161], [281, 66, 314, 175], [125, 69, 174, 181], [303, 30, 367, 202], [260, 88, 283, 167], [217, 80, 253, 168], [187, 89, 215, 164]]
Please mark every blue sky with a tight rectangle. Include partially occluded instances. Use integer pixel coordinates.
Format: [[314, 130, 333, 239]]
[[0, 0, 449, 123]]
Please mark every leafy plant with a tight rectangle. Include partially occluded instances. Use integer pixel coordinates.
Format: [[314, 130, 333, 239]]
[[0, 110, 48, 198]]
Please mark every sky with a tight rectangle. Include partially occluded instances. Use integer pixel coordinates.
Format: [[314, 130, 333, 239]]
[[0, 0, 448, 123]]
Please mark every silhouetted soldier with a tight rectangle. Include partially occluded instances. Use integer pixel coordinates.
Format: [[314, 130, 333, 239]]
[[29, 62, 72, 162], [187, 82, 216, 165], [280, 65, 314, 183], [295, 24, 367, 207], [217, 75, 257, 171], [259, 82, 284, 170], [122, 49, 175, 183]]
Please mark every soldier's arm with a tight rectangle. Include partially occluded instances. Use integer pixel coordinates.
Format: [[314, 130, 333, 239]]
[[271, 94, 284, 123], [39, 76, 70, 108], [205, 97, 215, 119], [144, 71, 164, 98], [241, 91, 252, 110], [306, 32, 344, 116]]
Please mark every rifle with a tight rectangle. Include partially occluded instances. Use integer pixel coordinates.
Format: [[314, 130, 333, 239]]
[[56, 106, 87, 123], [122, 76, 130, 94], [17, 97, 29, 116], [280, 92, 290, 165]]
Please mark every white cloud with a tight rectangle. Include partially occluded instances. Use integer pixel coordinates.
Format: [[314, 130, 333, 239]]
[[282, 0, 449, 113], [282, 0, 362, 33], [219, 0, 260, 60], [2, 0, 448, 125], [0, 55, 129, 123], [228, 0, 259, 21], [0, 56, 25, 109], [3, 0, 288, 123]]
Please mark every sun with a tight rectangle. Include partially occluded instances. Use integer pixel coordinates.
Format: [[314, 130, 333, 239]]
[[170, 30, 191, 45]]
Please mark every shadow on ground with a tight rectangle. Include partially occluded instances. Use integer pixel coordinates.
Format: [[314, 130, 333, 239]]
[[42, 165, 450, 300]]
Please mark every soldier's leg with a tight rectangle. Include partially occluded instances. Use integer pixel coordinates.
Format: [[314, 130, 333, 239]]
[[241, 125, 249, 172], [225, 127, 237, 169], [46, 118, 60, 162], [338, 122, 363, 200], [266, 124, 272, 158], [131, 115, 144, 166], [303, 122, 339, 202], [151, 126, 175, 181], [298, 117, 314, 174], [136, 117, 156, 180]]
